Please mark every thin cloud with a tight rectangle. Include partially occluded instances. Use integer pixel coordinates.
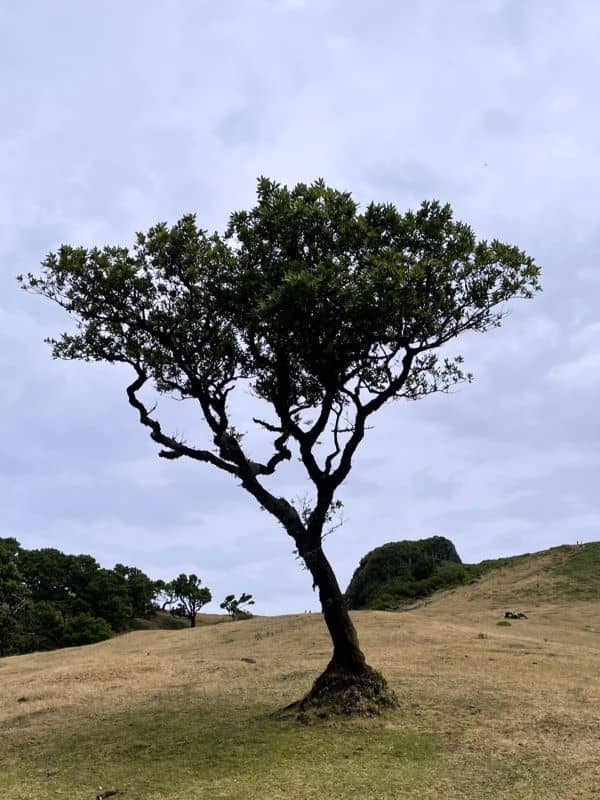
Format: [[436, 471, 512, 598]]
[[1, 1, 598, 611]]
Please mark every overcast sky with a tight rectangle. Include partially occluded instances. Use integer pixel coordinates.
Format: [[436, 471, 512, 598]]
[[1, 1, 599, 614]]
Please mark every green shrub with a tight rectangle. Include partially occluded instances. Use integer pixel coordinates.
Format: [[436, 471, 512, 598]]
[[25, 601, 64, 650], [61, 613, 113, 646], [496, 619, 511, 627]]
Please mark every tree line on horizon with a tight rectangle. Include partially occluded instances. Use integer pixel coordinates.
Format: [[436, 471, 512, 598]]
[[0, 537, 254, 657]]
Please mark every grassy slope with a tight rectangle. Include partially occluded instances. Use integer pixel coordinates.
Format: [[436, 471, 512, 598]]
[[352, 540, 600, 610], [129, 609, 228, 631], [1, 543, 600, 799], [462, 541, 600, 604]]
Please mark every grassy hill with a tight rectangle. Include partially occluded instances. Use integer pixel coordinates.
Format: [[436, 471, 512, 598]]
[[345, 535, 465, 609], [347, 539, 600, 610], [128, 609, 228, 631], [1, 542, 599, 799], [454, 541, 600, 606]]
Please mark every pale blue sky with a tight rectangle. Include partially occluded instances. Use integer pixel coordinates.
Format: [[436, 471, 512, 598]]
[[1, 0, 599, 613]]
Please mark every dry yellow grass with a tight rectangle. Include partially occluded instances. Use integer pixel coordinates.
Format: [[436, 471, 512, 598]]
[[1, 547, 600, 798]]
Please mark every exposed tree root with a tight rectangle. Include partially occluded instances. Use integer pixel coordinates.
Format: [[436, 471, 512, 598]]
[[279, 665, 398, 722]]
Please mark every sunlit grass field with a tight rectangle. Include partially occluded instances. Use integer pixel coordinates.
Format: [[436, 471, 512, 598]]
[[1, 544, 599, 799]]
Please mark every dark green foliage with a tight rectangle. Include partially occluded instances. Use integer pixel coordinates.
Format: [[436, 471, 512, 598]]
[[17, 548, 132, 632], [17, 547, 76, 614], [345, 537, 465, 609], [0, 539, 116, 655], [0, 537, 21, 560], [114, 564, 160, 618], [16, 177, 540, 537], [17, 548, 105, 621], [164, 574, 212, 627], [24, 601, 65, 651], [18, 179, 540, 416], [0, 538, 30, 657], [63, 553, 102, 601], [0, 538, 167, 657], [82, 569, 133, 632], [61, 613, 113, 647], [220, 592, 255, 619]]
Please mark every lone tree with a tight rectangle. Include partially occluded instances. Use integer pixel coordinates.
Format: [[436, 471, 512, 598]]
[[20, 178, 540, 709], [220, 592, 255, 619], [165, 574, 212, 628]]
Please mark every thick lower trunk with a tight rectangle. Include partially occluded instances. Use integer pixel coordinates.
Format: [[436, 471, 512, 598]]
[[303, 544, 369, 676]]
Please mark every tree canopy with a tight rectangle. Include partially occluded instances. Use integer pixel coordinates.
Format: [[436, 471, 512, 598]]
[[163, 574, 212, 628], [20, 178, 539, 519]]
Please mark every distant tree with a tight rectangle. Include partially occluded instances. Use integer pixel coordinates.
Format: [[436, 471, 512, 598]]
[[21, 177, 540, 706], [65, 553, 101, 602], [114, 564, 159, 618], [17, 548, 74, 619], [165, 574, 211, 628], [61, 613, 113, 647], [0, 541, 168, 656], [220, 592, 255, 619], [0, 606, 25, 657], [153, 579, 172, 610], [0, 538, 21, 561], [24, 601, 64, 651], [82, 569, 133, 631], [0, 538, 29, 657], [15, 548, 136, 631]]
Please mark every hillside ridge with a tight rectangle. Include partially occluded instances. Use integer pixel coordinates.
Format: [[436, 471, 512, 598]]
[[345, 539, 600, 611]]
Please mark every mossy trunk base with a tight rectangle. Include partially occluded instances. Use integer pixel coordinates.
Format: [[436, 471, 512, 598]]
[[282, 664, 398, 721], [278, 544, 397, 719]]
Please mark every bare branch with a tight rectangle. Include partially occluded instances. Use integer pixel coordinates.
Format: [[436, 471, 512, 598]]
[[126, 371, 240, 476], [251, 431, 292, 476], [324, 401, 345, 475], [252, 417, 284, 434], [324, 350, 416, 491]]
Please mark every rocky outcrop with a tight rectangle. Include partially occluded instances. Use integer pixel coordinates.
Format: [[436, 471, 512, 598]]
[[345, 536, 464, 610]]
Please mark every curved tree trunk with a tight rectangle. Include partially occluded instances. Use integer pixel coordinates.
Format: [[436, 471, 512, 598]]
[[303, 544, 369, 676]]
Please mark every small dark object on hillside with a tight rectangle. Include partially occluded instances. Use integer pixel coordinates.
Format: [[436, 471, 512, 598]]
[[241, 657, 256, 664], [504, 611, 528, 619], [96, 789, 118, 799]]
